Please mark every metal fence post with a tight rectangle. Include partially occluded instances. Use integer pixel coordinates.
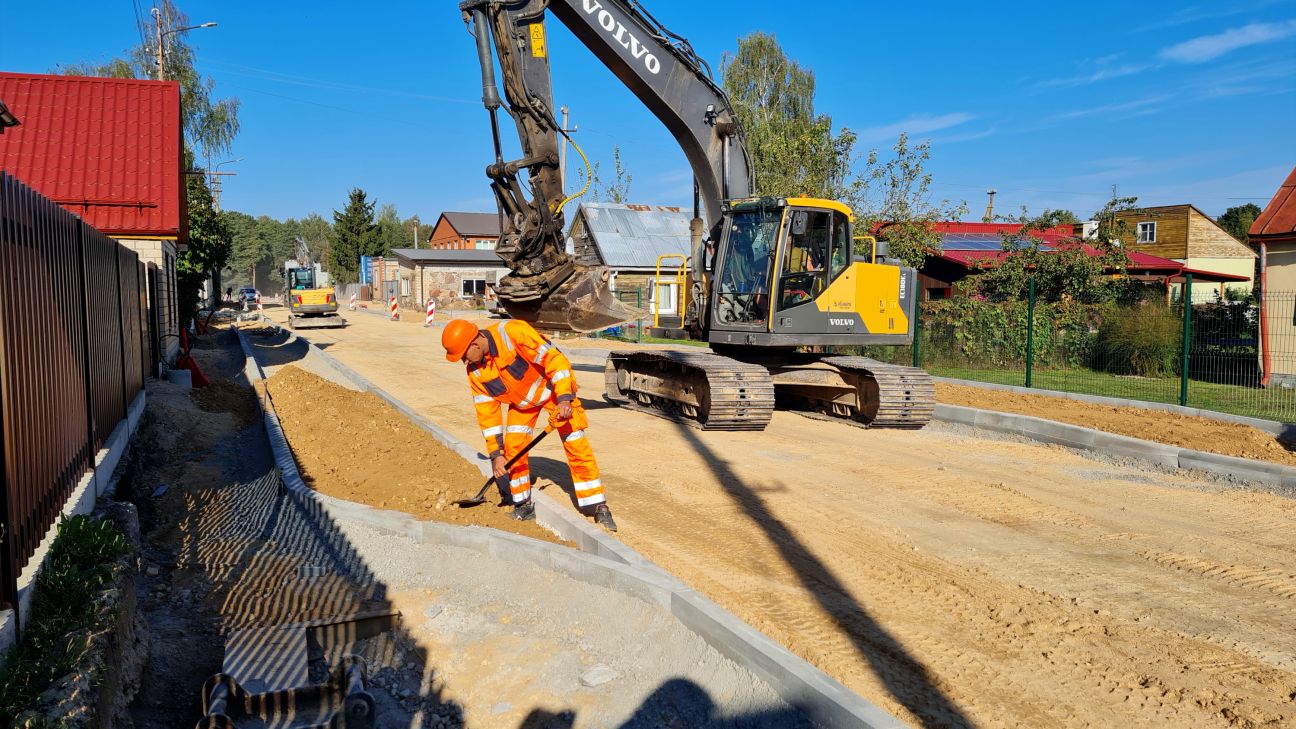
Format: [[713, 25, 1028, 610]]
[[635, 288, 642, 343], [1025, 276, 1036, 388], [1179, 273, 1193, 406]]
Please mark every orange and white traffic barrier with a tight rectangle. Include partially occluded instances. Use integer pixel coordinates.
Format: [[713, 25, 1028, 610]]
[[424, 299, 436, 327], [349, 292, 357, 311], [389, 296, 400, 321]]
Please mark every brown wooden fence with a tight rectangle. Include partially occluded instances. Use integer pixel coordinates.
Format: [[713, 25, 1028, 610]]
[[0, 172, 149, 608]]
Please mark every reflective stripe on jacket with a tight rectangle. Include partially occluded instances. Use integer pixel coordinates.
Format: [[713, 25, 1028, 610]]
[[466, 320, 578, 456]]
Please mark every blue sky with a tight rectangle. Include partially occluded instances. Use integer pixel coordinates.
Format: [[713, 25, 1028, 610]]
[[3, 1, 1294, 224]]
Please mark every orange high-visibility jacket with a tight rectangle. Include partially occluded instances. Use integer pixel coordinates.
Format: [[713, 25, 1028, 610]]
[[467, 320, 577, 457]]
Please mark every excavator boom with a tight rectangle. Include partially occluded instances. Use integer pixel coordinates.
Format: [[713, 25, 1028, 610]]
[[461, 0, 751, 332]]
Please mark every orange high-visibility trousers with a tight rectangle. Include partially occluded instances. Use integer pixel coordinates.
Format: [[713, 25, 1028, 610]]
[[503, 398, 604, 508]]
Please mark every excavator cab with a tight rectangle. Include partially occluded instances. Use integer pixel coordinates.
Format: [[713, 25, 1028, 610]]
[[708, 198, 918, 349]]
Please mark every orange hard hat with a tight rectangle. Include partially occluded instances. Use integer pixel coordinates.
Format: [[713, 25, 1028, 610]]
[[442, 319, 481, 362]]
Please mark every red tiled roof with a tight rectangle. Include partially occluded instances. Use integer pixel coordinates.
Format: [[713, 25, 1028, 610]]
[[0, 72, 184, 238], [1250, 166, 1296, 239]]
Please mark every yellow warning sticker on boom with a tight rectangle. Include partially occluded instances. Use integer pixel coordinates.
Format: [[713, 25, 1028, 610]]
[[530, 24, 547, 57]]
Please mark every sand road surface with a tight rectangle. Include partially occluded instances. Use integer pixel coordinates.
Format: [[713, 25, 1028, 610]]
[[266, 308, 1296, 728]]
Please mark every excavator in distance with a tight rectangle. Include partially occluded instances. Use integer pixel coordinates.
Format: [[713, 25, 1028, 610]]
[[461, 0, 934, 430]]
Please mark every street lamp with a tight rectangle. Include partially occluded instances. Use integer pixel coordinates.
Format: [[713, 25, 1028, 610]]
[[152, 7, 217, 81]]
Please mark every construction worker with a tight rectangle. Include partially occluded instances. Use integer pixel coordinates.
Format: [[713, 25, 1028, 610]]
[[442, 318, 617, 531]]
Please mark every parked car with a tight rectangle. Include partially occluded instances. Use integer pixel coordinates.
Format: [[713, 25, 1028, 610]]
[[237, 286, 258, 304]]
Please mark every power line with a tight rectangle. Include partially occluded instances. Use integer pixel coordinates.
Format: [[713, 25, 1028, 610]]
[[202, 59, 478, 106]]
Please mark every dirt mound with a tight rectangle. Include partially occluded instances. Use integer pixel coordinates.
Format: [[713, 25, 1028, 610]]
[[937, 382, 1296, 467], [263, 365, 561, 543], [189, 379, 260, 426]]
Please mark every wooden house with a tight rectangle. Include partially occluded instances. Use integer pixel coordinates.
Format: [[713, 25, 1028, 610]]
[[565, 203, 693, 316], [1111, 204, 1255, 291]]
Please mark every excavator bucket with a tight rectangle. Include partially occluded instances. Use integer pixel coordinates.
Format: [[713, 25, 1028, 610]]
[[500, 266, 646, 334]]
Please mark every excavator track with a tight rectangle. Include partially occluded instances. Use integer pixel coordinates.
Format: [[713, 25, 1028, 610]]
[[603, 350, 775, 430], [814, 356, 935, 429]]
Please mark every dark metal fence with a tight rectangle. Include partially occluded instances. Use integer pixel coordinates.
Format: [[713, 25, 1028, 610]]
[[0, 172, 148, 609], [851, 278, 1291, 423]]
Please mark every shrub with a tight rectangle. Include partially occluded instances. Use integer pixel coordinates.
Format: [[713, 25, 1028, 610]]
[[1093, 303, 1182, 377], [0, 516, 130, 725]]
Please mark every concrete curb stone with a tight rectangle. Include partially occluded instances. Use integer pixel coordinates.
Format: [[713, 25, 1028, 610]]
[[933, 376, 1295, 438], [238, 324, 902, 729], [934, 403, 1296, 487]]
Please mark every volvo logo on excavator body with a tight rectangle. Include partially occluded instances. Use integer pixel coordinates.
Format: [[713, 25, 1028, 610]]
[[581, 0, 662, 75]]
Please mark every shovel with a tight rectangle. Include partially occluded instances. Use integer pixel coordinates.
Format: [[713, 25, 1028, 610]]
[[455, 421, 556, 508]]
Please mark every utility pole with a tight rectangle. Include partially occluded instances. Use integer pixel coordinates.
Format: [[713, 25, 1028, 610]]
[[151, 7, 217, 82], [413, 217, 420, 249], [153, 7, 165, 80], [206, 171, 236, 211], [558, 105, 578, 190]]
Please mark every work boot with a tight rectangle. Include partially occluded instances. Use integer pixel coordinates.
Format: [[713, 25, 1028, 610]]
[[593, 504, 618, 532], [510, 501, 535, 522]]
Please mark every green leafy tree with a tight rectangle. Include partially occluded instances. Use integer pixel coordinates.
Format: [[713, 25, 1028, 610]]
[[375, 203, 406, 257], [177, 169, 230, 322], [330, 189, 377, 283], [722, 32, 856, 200], [60, 1, 240, 310], [297, 213, 333, 265], [221, 210, 267, 286], [852, 133, 967, 269], [56, 0, 239, 162], [971, 203, 1133, 304], [1217, 203, 1262, 244]]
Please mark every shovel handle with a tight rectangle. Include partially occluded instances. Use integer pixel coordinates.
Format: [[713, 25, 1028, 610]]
[[472, 421, 557, 500]]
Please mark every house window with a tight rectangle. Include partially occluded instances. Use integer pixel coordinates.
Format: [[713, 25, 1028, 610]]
[[461, 278, 487, 298], [474, 239, 494, 250], [1137, 222, 1156, 243], [651, 280, 678, 315]]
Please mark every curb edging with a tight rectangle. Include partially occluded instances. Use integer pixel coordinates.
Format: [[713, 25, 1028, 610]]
[[239, 324, 903, 729], [933, 376, 1295, 438], [935, 403, 1296, 488]]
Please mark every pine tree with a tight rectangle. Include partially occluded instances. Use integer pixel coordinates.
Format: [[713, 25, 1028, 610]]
[[330, 188, 377, 284]]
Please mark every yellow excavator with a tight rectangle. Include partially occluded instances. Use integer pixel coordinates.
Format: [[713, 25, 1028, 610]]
[[285, 265, 346, 329], [460, 0, 933, 430]]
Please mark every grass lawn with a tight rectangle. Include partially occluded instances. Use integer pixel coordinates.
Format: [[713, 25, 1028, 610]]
[[928, 365, 1296, 423]]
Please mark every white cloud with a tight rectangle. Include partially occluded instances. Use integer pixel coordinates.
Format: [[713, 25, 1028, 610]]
[[855, 113, 974, 143], [1052, 96, 1172, 121], [1159, 20, 1296, 63], [1039, 64, 1151, 87]]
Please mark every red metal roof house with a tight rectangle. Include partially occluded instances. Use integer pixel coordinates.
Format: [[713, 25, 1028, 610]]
[[0, 72, 187, 361], [0, 72, 185, 239]]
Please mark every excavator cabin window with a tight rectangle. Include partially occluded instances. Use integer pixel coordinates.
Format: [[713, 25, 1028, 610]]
[[715, 207, 780, 326], [778, 210, 833, 310]]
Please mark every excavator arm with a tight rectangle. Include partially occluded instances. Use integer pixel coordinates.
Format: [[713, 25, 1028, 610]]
[[460, 0, 752, 332]]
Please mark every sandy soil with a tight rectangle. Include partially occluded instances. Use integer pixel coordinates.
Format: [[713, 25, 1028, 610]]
[[937, 382, 1296, 466], [269, 309, 1296, 728], [263, 364, 561, 543]]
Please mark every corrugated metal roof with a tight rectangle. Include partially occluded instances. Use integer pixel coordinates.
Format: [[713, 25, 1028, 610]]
[[392, 247, 505, 265], [441, 211, 501, 238], [571, 203, 692, 269], [0, 72, 184, 238], [1251, 166, 1296, 239]]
